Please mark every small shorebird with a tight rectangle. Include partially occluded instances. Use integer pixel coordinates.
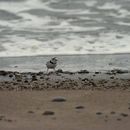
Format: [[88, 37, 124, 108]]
[[46, 57, 58, 73]]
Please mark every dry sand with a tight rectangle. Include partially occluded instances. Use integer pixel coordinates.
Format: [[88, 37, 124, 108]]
[[0, 90, 130, 130]]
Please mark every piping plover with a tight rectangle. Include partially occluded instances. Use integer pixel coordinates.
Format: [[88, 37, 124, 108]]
[[46, 57, 58, 72]]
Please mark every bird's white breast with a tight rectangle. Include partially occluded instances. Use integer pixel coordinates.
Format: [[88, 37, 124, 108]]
[[46, 61, 57, 69]]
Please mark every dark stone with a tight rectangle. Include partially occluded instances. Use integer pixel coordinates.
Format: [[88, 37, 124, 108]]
[[17, 80, 22, 82], [24, 80, 28, 83], [78, 70, 89, 74], [42, 111, 55, 116], [5, 119, 13, 122], [110, 111, 116, 115], [0, 71, 8, 76], [95, 72, 100, 74], [64, 71, 74, 75], [56, 69, 63, 73], [111, 69, 128, 74], [0, 115, 5, 120], [9, 74, 14, 78], [32, 75, 37, 81], [96, 112, 103, 115], [75, 106, 85, 109], [110, 76, 114, 79], [28, 111, 34, 114], [120, 113, 128, 117], [82, 78, 88, 81], [52, 97, 66, 102], [117, 118, 122, 121]]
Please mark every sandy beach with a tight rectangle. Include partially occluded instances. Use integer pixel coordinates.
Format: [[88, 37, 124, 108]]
[[0, 54, 130, 130], [0, 90, 130, 130], [0, 69, 130, 130]]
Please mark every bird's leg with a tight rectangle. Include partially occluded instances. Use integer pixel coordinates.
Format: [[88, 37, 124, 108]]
[[47, 68, 49, 73]]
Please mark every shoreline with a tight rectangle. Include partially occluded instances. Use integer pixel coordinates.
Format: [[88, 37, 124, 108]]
[[0, 69, 130, 91], [0, 53, 130, 72], [0, 53, 130, 58]]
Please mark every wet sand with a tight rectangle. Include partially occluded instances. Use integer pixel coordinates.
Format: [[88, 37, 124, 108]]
[[0, 90, 130, 130]]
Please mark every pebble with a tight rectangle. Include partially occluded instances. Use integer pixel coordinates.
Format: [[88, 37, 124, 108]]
[[52, 97, 66, 102], [117, 118, 122, 121], [78, 70, 89, 74], [56, 69, 63, 73], [110, 111, 116, 115], [42, 111, 55, 116], [75, 106, 85, 109], [96, 112, 103, 115], [120, 113, 128, 117], [28, 111, 34, 114]]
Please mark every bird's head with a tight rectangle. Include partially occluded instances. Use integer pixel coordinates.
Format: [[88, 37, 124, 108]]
[[51, 57, 58, 63], [52, 57, 58, 61]]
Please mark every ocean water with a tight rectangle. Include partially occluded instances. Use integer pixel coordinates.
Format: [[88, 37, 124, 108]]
[[0, 0, 130, 57]]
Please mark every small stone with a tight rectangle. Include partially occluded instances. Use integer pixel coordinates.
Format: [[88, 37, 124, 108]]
[[120, 113, 128, 117], [52, 97, 66, 102], [95, 72, 100, 74], [82, 78, 88, 81], [42, 111, 55, 116], [78, 70, 89, 74], [56, 69, 63, 73], [32, 75, 37, 81], [0, 116, 5, 120], [96, 112, 103, 115], [110, 76, 114, 79], [0, 71, 8, 76], [110, 111, 116, 115], [9, 74, 14, 78], [28, 111, 34, 114], [64, 71, 74, 75], [75, 106, 85, 109], [117, 118, 122, 121], [111, 69, 128, 74], [24, 80, 28, 83], [5, 119, 13, 122], [17, 80, 22, 82]]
